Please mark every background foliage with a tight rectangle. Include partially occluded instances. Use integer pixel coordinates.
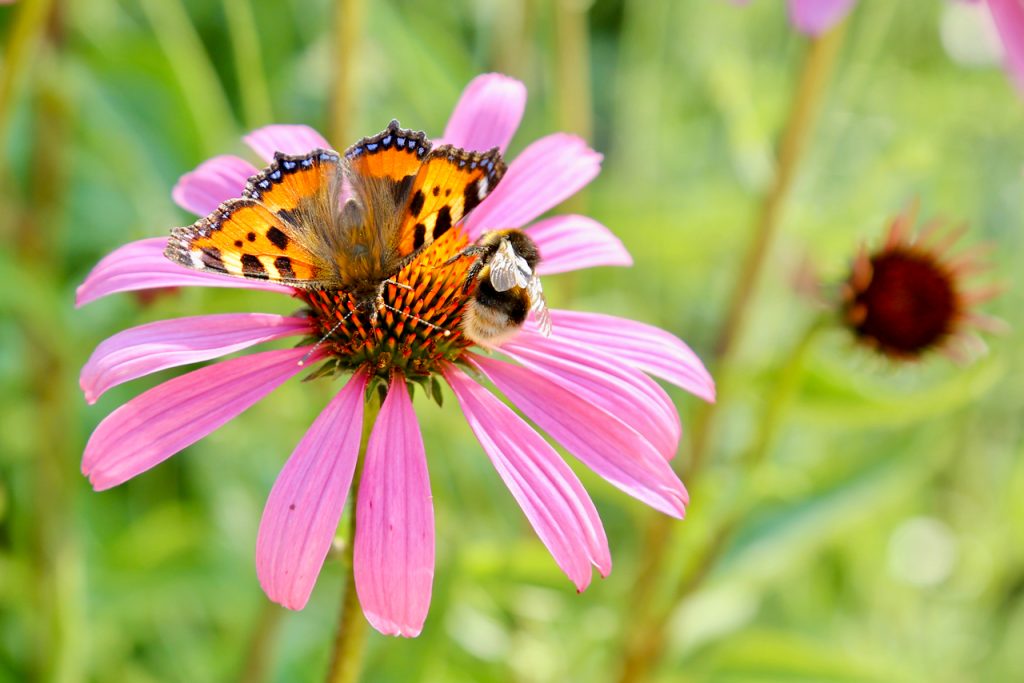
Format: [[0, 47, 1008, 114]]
[[2, 1, 1023, 681]]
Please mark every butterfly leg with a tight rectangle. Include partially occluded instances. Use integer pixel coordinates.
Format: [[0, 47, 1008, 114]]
[[443, 244, 489, 267], [442, 244, 491, 294]]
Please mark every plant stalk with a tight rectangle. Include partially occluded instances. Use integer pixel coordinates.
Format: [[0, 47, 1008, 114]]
[[613, 21, 847, 682], [329, 0, 364, 147], [323, 389, 380, 683]]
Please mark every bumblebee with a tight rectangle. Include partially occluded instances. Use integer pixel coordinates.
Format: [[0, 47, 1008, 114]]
[[459, 229, 552, 345]]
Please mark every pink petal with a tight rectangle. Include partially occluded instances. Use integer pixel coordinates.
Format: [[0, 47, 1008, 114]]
[[445, 365, 611, 587], [787, 0, 856, 35], [440, 73, 527, 154], [525, 215, 633, 275], [257, 371, 369, 610], [76, 237, 293, 306], [244, 125, 333, 163], [81, 313, 312, 404], [529, 309, 716, 403], [172, 155, 258, 216], [501, 332, 681, 460], [354, 379, 434, 637], [464, 134, 603, 237], [987, 0, 1024, 93], [473, 355, 688, 518], [82, 347, 314, 491]]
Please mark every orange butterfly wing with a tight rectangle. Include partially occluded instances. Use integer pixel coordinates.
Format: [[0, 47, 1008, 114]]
[[242, 148, 342, 222], [166, 150, 344, 287], [396, 145, 506, 256], [344, 119, 430, 182], [166, 199, 332, 284]]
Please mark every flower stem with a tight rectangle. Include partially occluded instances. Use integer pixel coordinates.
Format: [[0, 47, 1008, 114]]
[[616, 318, 825, 683], [0, 0, 55, 159], [323, 389, 381, 683], [238, 601, 284, 683], [712, 22, 846, 366], [139, 0, 236, 155], [224, 0, 274, 128], [613, 21, 847, 682], [329, 0, 364, 147], [689, 18, 847, 476]]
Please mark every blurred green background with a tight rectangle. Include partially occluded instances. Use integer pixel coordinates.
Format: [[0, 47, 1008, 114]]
[[2, 0, 1023, 681]]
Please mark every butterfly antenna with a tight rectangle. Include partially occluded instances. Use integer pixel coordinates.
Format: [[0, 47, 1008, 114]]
[[377, 302, 452, 338], [298, 310, 356, 366]]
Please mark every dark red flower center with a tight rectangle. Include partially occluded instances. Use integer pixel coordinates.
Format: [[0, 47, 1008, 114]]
[[296, 229, 477, 381], [848, 250, 957, 356]]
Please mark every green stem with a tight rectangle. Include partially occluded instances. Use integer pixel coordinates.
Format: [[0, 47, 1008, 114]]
[[329, 0, 364, 147], [616, 318, 825, 683], [742, 316, 827, 470], [689, 19, 846, 477], [0, 0, 55, 161], [139, 0, 236, 155], [614, 21, 847, 682], [238, 601, 284, 683], [712, 22, 846, 364], [323, 389, 380, 683], [224, 0, 274, 128], [554, 0, 593, 143]]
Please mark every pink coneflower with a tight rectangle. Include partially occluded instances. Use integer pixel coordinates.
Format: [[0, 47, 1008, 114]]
[[729, 0, 855, 36], [980, 0, 1024, 93], [78, 74, 714, 637], [840, 203, 1000, 361], [736, 0, 1024, 95]]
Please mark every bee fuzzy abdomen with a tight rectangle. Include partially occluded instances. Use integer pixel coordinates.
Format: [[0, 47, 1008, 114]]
[[462, 279, 530, 345]]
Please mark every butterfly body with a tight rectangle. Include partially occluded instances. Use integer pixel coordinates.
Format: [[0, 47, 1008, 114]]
[[166, 120, 506, 316]]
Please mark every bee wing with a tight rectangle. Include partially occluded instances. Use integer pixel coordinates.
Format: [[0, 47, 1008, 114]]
[[527, 275, 552, 337], [489, 239, 532, 291]]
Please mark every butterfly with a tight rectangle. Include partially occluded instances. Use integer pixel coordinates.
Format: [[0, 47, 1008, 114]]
[[165, 120, 506, 310]]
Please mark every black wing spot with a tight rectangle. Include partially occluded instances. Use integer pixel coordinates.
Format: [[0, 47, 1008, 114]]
[[246, 232, 257, 242], [201, 248, 224, 271], [275, 256, 295, 278], [432, 186, 440, 197], [234, 240, 243, 248], [409, 189, 425, 218], [266, 226, 290, 250], [413, 223, 427, 250], [434, 207, 453, 238], [464, 179, 482, 215], [241, 254, 268, 279]]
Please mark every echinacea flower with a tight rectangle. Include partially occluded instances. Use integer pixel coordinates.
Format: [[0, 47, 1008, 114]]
[[840, 203, 1000, 361], [737, 0, 1024, 95], [78, 74, 714, 637], [730, 0, 855, 36], [979, 0, 1024, 94]]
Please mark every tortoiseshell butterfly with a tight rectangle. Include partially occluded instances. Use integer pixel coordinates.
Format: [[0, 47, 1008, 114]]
[[165, 120, 506, 310]]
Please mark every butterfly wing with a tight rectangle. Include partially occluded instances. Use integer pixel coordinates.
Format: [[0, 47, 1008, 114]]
[[396, 145, 506, 256], [166, 149, 344, 287], [334, 121, 433, 285], [166, 199, 335, 285], [344, 119, 429, 182]]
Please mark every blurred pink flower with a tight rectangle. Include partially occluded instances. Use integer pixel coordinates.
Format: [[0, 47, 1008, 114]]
[[787, 0, 856, 35], [730, 0, 855, 36], [737, 0, 1024, 94], [983, 0, 1024, 93], [78, 74, 713, 637]]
